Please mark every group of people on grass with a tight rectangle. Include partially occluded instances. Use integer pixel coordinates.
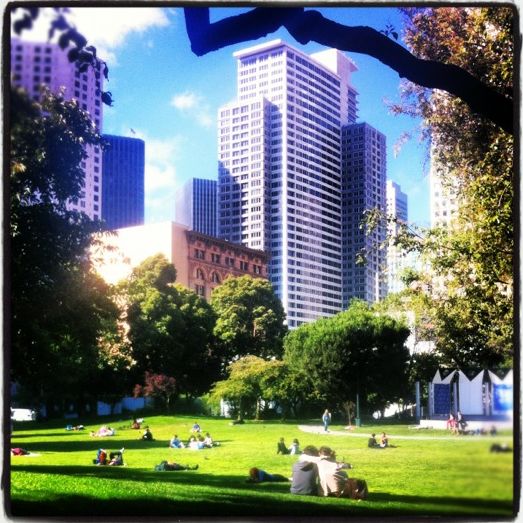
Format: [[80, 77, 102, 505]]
[[367, 432, 392, 448], [250, 444, 368, 499], [277, 437, 300, 455]]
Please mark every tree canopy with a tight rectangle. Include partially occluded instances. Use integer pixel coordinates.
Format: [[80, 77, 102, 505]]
[[210, 275, 287, 362], [10, 86, 119, 410], [384, 7, 514, 370], [283, 301, 410, 417], [120, 254, 219, 398]]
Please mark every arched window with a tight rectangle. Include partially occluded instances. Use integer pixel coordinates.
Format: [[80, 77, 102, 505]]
[[211, 272, 220, 284], [196, 268, 205, 280]]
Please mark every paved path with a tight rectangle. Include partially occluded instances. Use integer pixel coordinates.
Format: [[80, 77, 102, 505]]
[[298, 425, 511, 441]]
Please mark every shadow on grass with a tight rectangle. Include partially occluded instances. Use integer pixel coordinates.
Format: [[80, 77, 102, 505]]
[[9, 438, 185, 453], [10, 465, 514, 518]]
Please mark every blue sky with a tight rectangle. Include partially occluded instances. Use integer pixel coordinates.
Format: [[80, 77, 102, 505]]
[[17, 6, 431, 226]]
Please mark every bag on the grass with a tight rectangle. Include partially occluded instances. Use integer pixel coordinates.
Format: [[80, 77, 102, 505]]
[[344, 478, 368, 500]]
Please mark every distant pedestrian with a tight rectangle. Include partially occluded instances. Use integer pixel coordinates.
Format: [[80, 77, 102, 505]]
[[322, 409, 332, 432]]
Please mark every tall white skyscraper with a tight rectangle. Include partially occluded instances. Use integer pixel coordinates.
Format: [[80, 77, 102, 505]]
[[11, 38, 104, 220], [217, 39, 358, 327], [386, 179, 409, 294]]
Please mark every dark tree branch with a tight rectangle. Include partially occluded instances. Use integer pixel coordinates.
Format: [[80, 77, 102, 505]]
[[184, 7, 513, 135], [184, 7, 304, 56]]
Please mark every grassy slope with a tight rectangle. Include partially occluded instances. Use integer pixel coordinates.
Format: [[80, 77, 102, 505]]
[[8, 415, 516, 518]]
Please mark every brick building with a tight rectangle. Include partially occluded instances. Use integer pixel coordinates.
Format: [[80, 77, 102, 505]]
[[93, 221, 268, 300]]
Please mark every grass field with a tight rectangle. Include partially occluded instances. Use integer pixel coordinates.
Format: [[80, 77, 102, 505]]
[[8, 415, 517, 518]]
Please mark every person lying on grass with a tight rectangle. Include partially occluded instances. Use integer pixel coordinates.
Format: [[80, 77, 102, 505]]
[[155, 461, 199, 471], [246, 467, 289, 483], [90, 425, 116, 437]]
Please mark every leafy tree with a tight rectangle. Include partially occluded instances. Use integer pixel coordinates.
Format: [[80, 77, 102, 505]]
[[209, 355, 287, 420], [284, 301, 410, 418], [385, 7, 514, 369], [134, 372, 177, 411], [120, 254, 219, 398], [10, 86, 119, 413], [210, 275, 287, 362]]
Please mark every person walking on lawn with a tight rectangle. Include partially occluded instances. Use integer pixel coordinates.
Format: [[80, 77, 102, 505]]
[[322, 409, 332, 432]]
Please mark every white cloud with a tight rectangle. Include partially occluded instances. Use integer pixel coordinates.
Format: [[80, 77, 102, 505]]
[[170, 91, 214, 129], [119, 128, 183, 222], [11, 7, 170, 65]]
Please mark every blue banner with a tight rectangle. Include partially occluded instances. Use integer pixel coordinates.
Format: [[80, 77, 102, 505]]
[[433, 383, 451, 415], [493, 383, 512, 412]]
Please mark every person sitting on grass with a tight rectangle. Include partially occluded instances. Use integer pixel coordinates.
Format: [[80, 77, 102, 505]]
[[155, 460, 199, 471], [169, 434, 185, 448], [246, 467, 289, 483], [277, 437, 290, 455], [380, 432, 389, 448], [192, 421, 201, 433], [203, 432, 214, 448], [368, 433, 379, 448], [141, 427, 155, 441], [131, 418, 141, 430], [93, 448, 108, 465], [290, 445, 319, 495], [108, 449, 125, 466], [316, 446, 353, 497], [188, 436, 204, 450], [289, 438, 301, 455]]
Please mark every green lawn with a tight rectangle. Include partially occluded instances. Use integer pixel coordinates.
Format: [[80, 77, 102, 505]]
[[8, 415, 516, 518]]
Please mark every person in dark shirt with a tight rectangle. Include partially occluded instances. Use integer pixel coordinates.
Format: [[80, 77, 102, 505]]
[[277, 437, 290, 454], [290, 445, 320, 495], [368, 433, 379, 448]]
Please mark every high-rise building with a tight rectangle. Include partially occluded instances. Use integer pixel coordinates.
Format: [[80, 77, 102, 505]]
[[11, 38, 104, 220], [217, 39, 358, 328], [430, 158, 460, 228], [101, 134, 145, 230], [175, 178, 217, 236], [341, 122, 387, 305], [386, 179, 409, 294]]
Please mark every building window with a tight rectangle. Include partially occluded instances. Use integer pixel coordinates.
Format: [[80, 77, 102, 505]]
[[196, 268, 205, 280], [225, 257, 235, 267], [211, 272, 220, 284], [195, 249, 205, 260], [211, 253, 221, 264], [240, 261, 249, 271], [195, 284, 205, 297], [253, 264, 262, 275]]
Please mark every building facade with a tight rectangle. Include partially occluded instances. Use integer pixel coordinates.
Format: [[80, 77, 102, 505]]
[[386, 180, 409, 294], [430, 157, 460, 228], [11, 38, 104, 220], [175, 178, 217, 236], [93, 221, 268, 301], [341, 122, 387, 305], [101, 134, 145, 230], [217, 39, 359, 328]]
